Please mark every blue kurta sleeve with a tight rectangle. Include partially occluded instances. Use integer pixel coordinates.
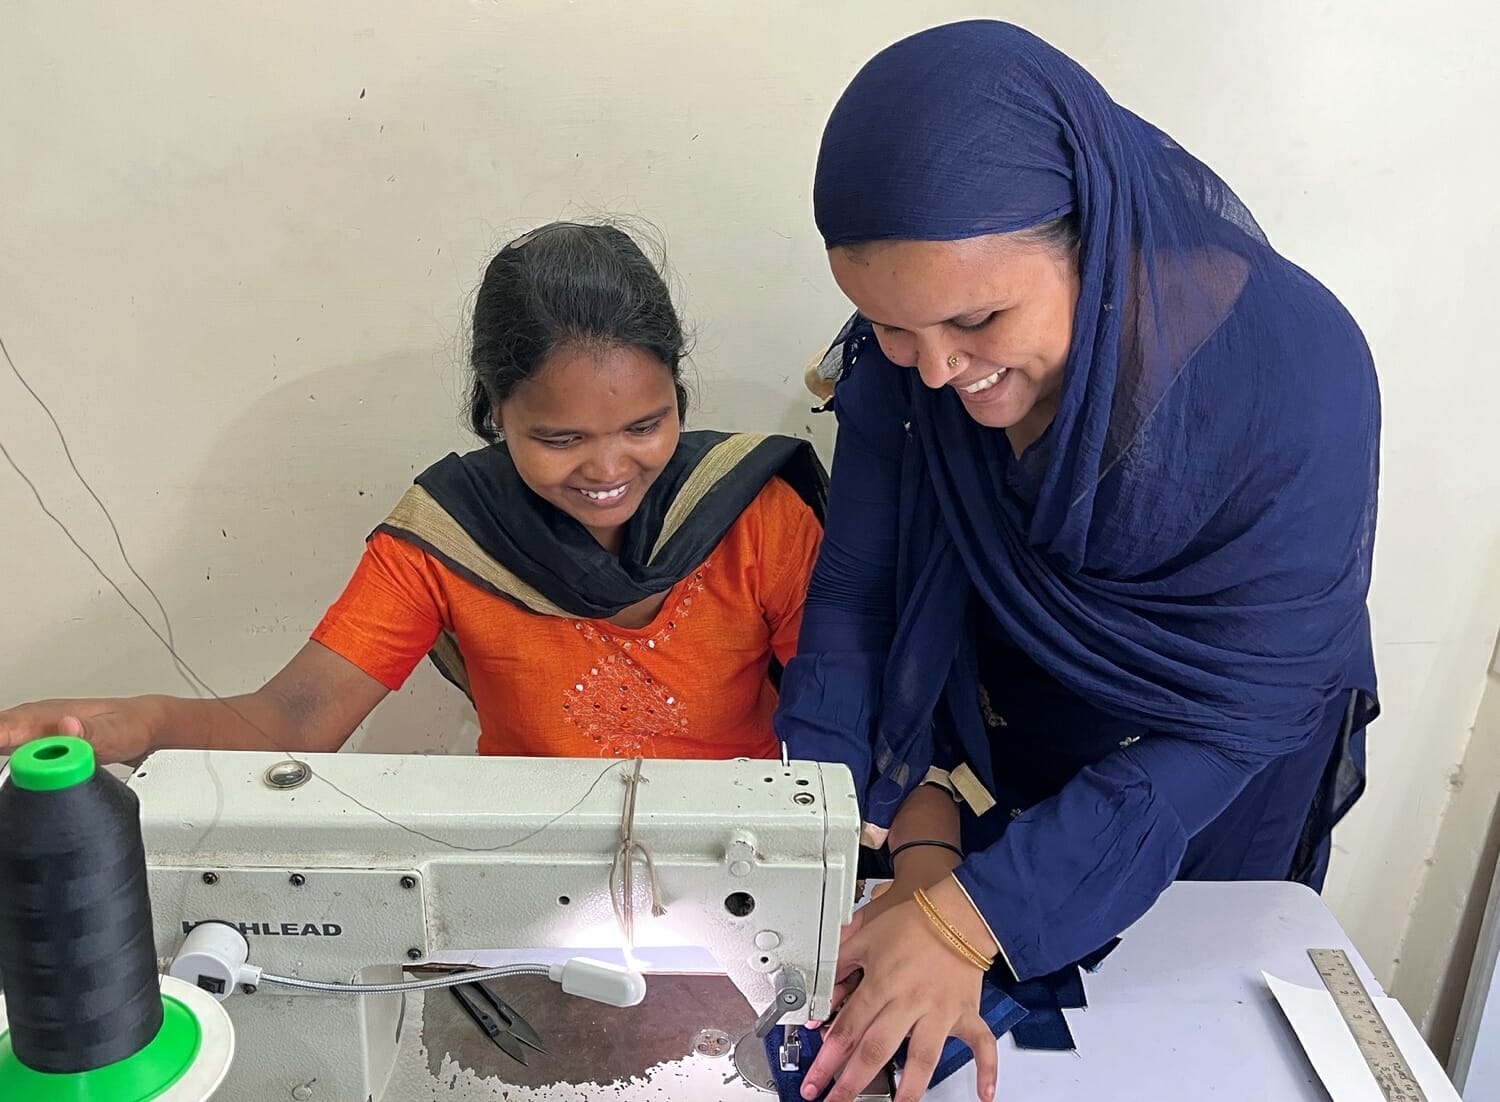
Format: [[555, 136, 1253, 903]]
[[773, 357, 906, 799], [955, 735, 1267, 980]]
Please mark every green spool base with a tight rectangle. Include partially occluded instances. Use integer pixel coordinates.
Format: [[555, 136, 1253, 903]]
[[0, 995, 202, 1102]]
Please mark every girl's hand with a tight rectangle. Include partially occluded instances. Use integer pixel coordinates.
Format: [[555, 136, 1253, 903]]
[[0, 697, 157, 764]]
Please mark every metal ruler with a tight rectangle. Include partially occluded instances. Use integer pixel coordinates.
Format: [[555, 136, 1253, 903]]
[[1308, 948, 1428, 1101]]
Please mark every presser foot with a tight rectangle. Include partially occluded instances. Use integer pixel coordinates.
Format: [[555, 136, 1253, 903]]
[[730, 1028, 895, 1100]]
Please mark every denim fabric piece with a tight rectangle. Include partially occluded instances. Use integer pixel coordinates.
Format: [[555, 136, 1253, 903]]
[[1078, 937, 1122, 973], [1009, 1003, 1074, 1050], [1050, 967, 1087, 1010], [999, 938, 1122, 1051], [1004, 977, 1075, 1051]]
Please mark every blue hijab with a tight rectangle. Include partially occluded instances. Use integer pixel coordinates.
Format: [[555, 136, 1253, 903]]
[[809, 21, 1379, 824]]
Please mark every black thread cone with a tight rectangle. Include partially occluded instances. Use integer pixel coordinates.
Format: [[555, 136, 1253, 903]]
[[0, 758, 163, 1072]]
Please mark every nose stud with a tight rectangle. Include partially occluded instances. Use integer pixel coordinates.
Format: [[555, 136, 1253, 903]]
[[947, 354, 960, 369]]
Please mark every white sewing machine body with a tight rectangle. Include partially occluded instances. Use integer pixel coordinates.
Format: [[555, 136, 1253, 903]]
[[130, 750, 860, 1102]]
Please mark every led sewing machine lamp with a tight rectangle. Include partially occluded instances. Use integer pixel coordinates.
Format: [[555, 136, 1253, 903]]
[[169, 918, 649, 1008], [0, 736, 234, 1101]]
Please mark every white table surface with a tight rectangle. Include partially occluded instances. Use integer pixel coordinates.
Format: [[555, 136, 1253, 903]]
[[929, 879, 1396, 1101]]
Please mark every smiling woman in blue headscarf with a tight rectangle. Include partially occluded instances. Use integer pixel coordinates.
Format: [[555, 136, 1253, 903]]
[[774, 20, 1380, 1102]]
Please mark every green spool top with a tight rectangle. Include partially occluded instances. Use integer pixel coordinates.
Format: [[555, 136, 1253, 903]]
[[9, 735, 96, 792]]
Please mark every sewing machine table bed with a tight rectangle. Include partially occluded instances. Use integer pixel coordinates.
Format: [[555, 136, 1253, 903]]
[[391, 880, 1408, 1100]]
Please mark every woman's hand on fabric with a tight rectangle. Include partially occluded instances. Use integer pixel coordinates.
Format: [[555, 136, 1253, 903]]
[[800, 896, 996, 1102], [0, 697, 158, 764], [809, 849, 965, 1027]]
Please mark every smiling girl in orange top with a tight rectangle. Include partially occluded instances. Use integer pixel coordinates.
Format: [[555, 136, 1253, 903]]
[[0, 222, 826, 764]]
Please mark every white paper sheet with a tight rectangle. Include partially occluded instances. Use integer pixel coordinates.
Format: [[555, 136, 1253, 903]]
[[1265, 972, 1462, 1102]]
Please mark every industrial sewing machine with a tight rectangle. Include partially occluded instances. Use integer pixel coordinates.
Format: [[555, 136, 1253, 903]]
[[130, 749, 864, 1101]]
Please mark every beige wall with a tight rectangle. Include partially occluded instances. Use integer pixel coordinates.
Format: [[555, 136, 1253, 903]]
[[1399, 658, 1500, 1061], [1, 0, 1496, 1045]]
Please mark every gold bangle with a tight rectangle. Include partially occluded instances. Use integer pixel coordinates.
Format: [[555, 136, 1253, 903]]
[[917, 904, 989, 969], [917, 888, 993, 970], [914, 893, 990, 970], [913, 888, 993, 971], [933, 903, 994, 970]]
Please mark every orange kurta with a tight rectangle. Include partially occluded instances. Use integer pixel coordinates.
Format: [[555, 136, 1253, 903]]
[[311, 476, 820, 759]]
